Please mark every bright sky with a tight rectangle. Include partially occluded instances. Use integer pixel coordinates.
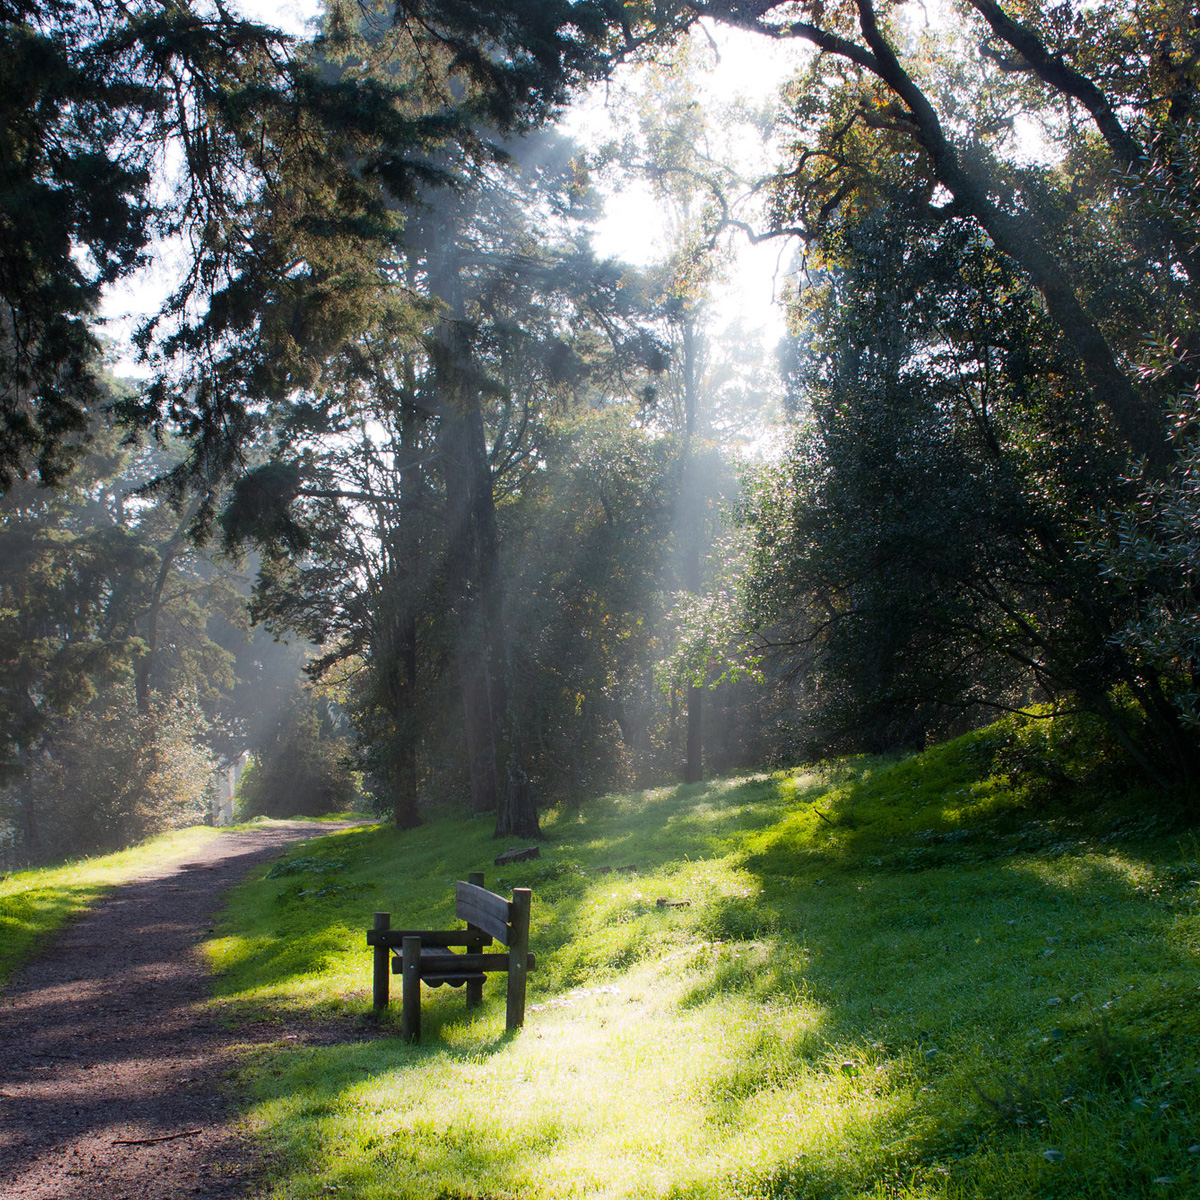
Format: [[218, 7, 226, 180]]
[[231, 0, 318, 34], [104, 5, 800, 376], [570, 23, 799, 349]]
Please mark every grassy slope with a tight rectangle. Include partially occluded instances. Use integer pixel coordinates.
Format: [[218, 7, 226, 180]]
[[207, 736, 1200, 1200]]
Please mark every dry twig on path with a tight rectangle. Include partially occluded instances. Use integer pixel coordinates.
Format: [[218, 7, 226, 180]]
[[112, 1129, 204, 1147]]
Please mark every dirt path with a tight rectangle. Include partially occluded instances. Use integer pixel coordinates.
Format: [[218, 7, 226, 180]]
[[0, 821, 374, 1200]]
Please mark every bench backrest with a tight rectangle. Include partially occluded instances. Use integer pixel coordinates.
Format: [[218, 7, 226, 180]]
[[456, 880, 524, 946]]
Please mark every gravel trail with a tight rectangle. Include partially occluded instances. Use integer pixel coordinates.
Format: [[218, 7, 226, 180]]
[[0, 821, 372, 1200]]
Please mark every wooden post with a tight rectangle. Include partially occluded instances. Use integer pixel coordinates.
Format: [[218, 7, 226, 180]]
[[506, 887, 531, 1033], [401, 934, 422, 1043], [465, 871, 485, 1009], [372, 912, 391, 1010]]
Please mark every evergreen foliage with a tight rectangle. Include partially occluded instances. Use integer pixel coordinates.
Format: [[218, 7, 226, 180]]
[[0, 413, 325, 862], [729, 0, 1200, 783], [6, 0, 1200, 849]]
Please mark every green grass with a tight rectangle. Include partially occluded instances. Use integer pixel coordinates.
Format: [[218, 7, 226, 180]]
[[0, 814, 369, 990], [206, 737, 1200, 1199], [0, 824, 224, 987]]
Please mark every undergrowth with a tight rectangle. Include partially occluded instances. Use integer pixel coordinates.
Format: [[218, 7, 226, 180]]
[[199, 723, 1200, 1198]]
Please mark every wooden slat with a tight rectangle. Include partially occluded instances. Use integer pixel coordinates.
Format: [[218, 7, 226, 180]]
[[423, 974, 486, 988], [416, 952, 536, 974], [454, 897, 510, 945], [417, 953, 505, 974], [456, 881, 511, 925], [392, 954, 503, 975], [368, 929, 492, 949], [393, 955, 535, 974]]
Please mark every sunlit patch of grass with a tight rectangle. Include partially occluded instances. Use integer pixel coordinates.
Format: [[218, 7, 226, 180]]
[[208, 736, 1200, 1199], [0, 825, 223, 987]]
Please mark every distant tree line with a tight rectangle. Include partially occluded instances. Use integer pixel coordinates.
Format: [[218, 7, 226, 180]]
[[0, 415, 354, 864], [1, 1, 774, 859]]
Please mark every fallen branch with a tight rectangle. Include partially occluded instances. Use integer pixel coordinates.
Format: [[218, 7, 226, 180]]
[[112, 1129, 203, 1146], [494, 846, 540, 866]]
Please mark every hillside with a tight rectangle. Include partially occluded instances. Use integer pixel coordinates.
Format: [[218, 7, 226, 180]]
[[206, 733, 1200, 1199]]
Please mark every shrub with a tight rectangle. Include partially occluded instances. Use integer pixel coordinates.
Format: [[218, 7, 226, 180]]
[[235, 690, 360, 819], [0, 683, 217, 866]]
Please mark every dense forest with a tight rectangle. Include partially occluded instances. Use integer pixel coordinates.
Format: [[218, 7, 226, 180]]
[[2, 0, 1198, 866]]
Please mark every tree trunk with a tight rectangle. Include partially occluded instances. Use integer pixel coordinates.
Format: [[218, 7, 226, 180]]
[[497, 720, 540, 839], [459, 650, 500, 814], [441, 419, 501, 813], [966, 0, 1200, 284], [134, 499, 199, 717], [391, 610, 421, 829], [432, 243, 515, 823], [385, 358, 427, 831], [704, 0, 1169, 468], [680, 313, 705, 783], [425, 200, 539, 836]]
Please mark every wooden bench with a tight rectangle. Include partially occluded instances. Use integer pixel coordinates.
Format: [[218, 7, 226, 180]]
[[367, 871, 534, 1042]]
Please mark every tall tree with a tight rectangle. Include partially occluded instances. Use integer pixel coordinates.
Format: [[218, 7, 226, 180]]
[[600, 2, 1200, 780], [606, 0, 1198, 471], [1, 0, 645, 498], [600, 38, 776, 782], [747, 162, 1200, 777], [232, 122, 662, 836], [0, 421, 249, 858]]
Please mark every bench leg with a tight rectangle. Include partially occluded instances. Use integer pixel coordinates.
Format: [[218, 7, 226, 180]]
[[372, 912, 391, 1010], [466, 871, 484, 1009], [506, 888, 531, 1033], [401, 935, 421, 1043]]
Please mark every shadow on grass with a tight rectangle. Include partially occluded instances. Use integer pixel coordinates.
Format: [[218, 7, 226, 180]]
[[694, 845, 1200, 1196], [751, 730, 1191, 880], [535, 777, 800, 874], [218, 778, 1200, 1199]]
